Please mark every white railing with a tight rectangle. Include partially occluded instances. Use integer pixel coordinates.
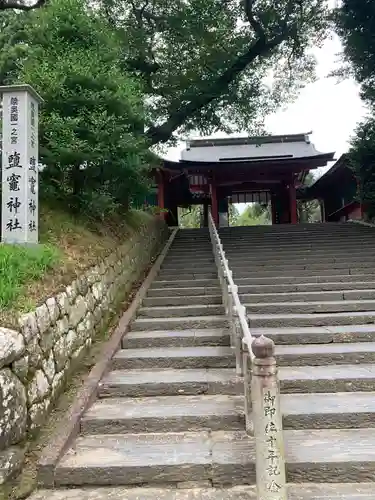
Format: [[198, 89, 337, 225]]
[[208, 211, 255, 369], [207, 211, 287, 500]]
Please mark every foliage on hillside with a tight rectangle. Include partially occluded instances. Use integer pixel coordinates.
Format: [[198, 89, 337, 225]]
[[0, 0, 329, 156], [334, 0, 375, 219], [0, 0, 153, 218], [0, 206, 152, 327]]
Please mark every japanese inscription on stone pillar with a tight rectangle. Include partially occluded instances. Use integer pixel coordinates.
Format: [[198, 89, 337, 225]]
[[262, 388, 286, 499], [1, 85, 42, 244]]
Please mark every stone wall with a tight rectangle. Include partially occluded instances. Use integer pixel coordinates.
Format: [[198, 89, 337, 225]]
[[0, 217, 168, 483]]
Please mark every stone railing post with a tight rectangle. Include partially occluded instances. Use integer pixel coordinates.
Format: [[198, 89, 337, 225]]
[[231, 301, 244, 377], [243, 341, 253, 435], [251, 335, 287, 500]]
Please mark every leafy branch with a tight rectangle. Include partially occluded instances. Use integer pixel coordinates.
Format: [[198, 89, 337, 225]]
[[146, 1, 297, 144]]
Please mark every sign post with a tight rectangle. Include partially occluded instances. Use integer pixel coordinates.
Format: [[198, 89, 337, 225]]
[[1, 84, 43, 244]]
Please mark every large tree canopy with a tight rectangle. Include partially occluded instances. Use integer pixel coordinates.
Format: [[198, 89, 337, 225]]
[[334, 0, 375, 219], [99, 0, 330, 144], [334, 0, 375, 103], [0, 0, 334, 218], [0, 0, 150, 217]]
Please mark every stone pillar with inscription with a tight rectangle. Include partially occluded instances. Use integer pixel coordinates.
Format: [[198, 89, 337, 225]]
[[251, 335, 287, 500], [1, 84, 43, 244]]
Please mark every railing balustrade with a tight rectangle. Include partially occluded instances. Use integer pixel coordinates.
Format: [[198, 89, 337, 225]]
[[207, 211, 287, 500]]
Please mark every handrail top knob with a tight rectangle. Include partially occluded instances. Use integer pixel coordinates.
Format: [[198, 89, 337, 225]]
[[252, 334, 275, 358]]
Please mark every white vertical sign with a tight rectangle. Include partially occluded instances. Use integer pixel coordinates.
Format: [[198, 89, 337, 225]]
[[1, 85, 42, 244]]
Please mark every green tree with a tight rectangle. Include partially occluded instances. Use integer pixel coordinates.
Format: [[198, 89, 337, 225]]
[[348, 120, 375, 220], [297, 171, 321, 223], [334, 0, 375, 219], [178, 206, 202, 228], [334, 0, 375, 103], [0, 0, 150, 218], [229, 204, 239, 226], [236, 203, 271, 226], [99, 0, 330, 145]]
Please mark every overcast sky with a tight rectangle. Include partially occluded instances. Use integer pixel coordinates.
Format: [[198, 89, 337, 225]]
[[164, 33, 367, 179]]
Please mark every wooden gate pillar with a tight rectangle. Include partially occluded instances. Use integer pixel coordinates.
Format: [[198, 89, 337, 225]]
[[210, 182, 219, 225], [289, 182, 297, 224]]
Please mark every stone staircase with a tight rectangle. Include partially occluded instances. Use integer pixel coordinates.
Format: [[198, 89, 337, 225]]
[[34, 223, 375, 499]]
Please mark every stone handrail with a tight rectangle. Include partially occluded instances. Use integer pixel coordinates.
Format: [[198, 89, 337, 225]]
[[207, 211, 254, 373], [207, 211, 287, 500]]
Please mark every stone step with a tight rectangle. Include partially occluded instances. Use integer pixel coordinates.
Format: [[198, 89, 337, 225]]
[[29, 483, 375, 500], [220, 224, 367, 231], [279, 363, 375, 393], [241, 288, 375, 301], [167, 248, 213, 254], [230, 258, 375, 269], [228, 249, 375, 260], [220, 230, 375, 238], [164, 254, 213, 261], [239, 281, 375, 294], [156, 272, 217, 280], [252, 324, 375, 344], [246, 299, 375, 315], [147, 286, 221, 297], [282, 392, 375, 430], [223, 243, 375, 253], [171, 247, 212, 250], [98, 368, 239, 398], [166, 249, 213, 256], [221, 230, 373, 236], [169, 244, 212, 249], [234, 268, 368, 279], [249, 311, 375, 328], [162, 262, 215, 270], [112, 346, 235, 370], [163, 257, 215, 265], [170, 244, 212, 249], [81, 391, 375, 435], [123, 329, 230, 349], [237, 273, 375, 286], [114, 342, 375, 370], [54, 429, 375, 486], [232, 261, 375, 272], [221, 235, 375, 242], [131, 315, 229, 331], [138, 304, 224, 318], [160, 265, 216, 273], [100, 362, 375, 399], [229, 254, 375, 265], [142, 295, 222, 307], [222, 227, 372, 233], [174, 235, 210, 239], [81, 395, 245, 435], [274, 341, 375, 366], [225, 245, 375, 253], [151, 279, 219, 289]]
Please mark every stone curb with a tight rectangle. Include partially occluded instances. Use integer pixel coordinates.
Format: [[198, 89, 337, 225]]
[[37, 227, 179, 488]]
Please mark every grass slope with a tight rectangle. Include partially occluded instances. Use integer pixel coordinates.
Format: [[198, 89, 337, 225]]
[[0, 205, 152, 327]]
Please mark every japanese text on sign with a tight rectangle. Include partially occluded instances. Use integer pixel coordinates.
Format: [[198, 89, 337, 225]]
[[1, 86, 41, 244], [264, 389, 282, 496]]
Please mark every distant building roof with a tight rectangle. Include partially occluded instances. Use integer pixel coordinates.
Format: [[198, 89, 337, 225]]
[[181, 132, 334, 164], [308, 154, 350, 190], [299, 154, 355, 199]]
